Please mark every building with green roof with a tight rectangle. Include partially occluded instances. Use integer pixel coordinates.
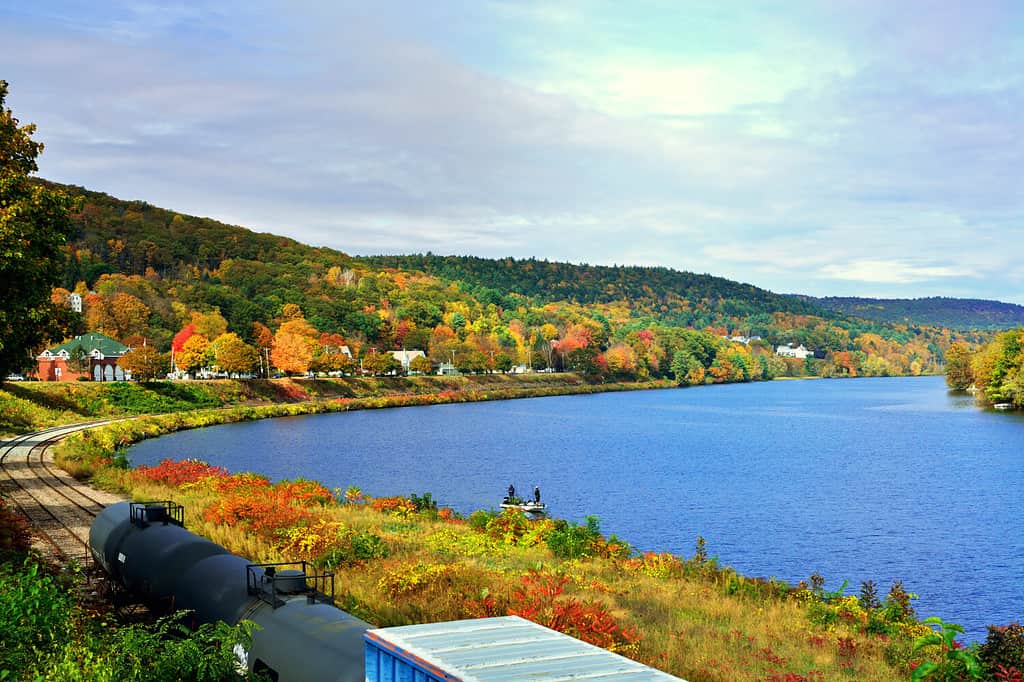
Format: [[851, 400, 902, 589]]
[[37, 332, 131, 381]]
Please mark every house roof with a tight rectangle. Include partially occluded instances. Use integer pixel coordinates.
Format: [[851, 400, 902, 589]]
[[42, 332, 129, 358]]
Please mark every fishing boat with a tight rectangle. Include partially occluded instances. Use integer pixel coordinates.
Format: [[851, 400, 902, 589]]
[[500, 498, 547, 515]]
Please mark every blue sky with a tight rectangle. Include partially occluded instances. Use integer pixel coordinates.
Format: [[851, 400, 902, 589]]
[[2, 1, 1022, 303]]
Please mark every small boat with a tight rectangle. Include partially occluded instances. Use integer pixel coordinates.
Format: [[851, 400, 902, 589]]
[[500, 498, 547, 515], [993, 403, 1014, 411]]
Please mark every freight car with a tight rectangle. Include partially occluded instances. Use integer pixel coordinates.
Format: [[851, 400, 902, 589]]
[[89, 500, 368, 681]]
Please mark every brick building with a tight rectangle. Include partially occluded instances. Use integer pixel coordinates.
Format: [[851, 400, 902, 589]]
[[37, 333, 130, 382]]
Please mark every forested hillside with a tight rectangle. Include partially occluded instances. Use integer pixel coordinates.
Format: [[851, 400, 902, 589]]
[[362, 254, 823, 320], [35, 181, 987, 383], [808, 296, 1024, 330], [945, 329, 1024, 408]]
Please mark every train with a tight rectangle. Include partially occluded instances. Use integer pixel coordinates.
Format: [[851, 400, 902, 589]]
[[89, 500, 368, 681], [90, 500, 685, 682]]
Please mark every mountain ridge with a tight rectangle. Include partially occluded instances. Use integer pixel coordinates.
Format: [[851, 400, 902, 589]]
[[50, 180, 1018, 331]]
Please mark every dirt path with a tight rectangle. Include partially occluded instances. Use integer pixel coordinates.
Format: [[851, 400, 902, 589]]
[[0, 423, 126, 563]]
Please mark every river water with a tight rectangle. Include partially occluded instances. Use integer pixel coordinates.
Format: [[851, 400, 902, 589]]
[[129, 375, 1023, 640]]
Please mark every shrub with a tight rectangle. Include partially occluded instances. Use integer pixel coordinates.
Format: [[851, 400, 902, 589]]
[[408, 492, 437, 513], [313, 529, 390, 570], [41, 615, 256, 681], [133, 458, 228, 487], [509, 569, 641, 653], [979, 623, 1024, 678], [378, 562, 457, 598], [545, 516, 604, 560], [468, 509, 497, 531], [484, 509, 534, 545], [626, 552, 683, 579], [910, 617, 982, 681], [0, 558, 76, 673], [371, 496, 417, 517]]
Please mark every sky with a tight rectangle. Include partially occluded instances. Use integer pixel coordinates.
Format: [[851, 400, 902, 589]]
[[2, 1, 1023, 303]]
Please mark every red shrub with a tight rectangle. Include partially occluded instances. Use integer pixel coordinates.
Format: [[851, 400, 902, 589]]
[[508, 570, 640, 653], [133, 458, 228, 487], [203, 489, 316, 537], [371, 496, 417, 516]]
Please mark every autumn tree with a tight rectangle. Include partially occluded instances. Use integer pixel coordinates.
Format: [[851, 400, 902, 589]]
[[603, 343, 638, 379], [176, 334, 210, 375], [209, 332, 258, 375], [671, 351, 705, 386], [493, 352, 513, 373], [0, 80, 77, 379], [280, 303, 303, 321], [271, 328, 314, 376], [102, 292, 150, 340], [251, 321, 274, 377], [455, 350, 488, 374], [190, 309, 228, 341], [428, 324, 459, 365], [361, 351, 401, 376], [409, 355, 432, 374], [540, 323, 558, 368], [944, 342, 973, 391], [119, 345, 168, 382]]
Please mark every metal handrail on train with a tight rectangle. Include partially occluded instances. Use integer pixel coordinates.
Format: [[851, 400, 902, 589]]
[[128, 500, 185, 528], [246, 561, 335, 609]]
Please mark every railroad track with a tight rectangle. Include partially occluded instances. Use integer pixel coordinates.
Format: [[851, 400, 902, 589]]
[[0, 422, 126, 563]]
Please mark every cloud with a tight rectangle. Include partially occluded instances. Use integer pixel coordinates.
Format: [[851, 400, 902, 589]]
[[1, 1, 1022, 303], [819, 260, 977, 285]]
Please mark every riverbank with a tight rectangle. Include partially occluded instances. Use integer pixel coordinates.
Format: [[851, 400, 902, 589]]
[[0, 373, 674, 440]]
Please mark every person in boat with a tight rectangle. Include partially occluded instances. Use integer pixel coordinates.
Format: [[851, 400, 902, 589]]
[[508, 484, 516, 503], [533, 486, 541, 504]]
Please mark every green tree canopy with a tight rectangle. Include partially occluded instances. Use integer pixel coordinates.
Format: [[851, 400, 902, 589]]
[[0, 80, 76, 379]]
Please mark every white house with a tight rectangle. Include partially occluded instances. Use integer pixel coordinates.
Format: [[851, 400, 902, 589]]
[[67, 293, 83, 313], [776, 343, 813, 359], [389, 349, 426, 371]]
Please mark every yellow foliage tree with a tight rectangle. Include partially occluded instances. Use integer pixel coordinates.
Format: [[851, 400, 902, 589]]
[[272, 330, 314, 375], [176, 334, 210, 375]]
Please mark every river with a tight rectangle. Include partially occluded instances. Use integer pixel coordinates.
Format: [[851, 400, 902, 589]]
[[128, 375, 1023, 641]]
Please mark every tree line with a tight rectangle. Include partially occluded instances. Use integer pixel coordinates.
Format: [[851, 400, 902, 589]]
[[945, 329, 1024, 407]]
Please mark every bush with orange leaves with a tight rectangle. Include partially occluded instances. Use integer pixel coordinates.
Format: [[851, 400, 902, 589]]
[[371, 496, 417, 517], [202, 478, 331, 539], [132, 458, 228, 487], [203, 490, 316, 538]]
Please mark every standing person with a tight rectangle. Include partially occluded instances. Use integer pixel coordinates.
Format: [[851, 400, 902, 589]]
[[508, 484, 516, 501], [533, 486, 541, 504]]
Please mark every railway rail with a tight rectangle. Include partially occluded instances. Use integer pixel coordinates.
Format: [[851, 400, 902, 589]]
[[0, 422, 126, 562]]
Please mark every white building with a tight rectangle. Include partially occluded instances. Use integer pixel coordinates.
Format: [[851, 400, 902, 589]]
[[389, 349, 426, 371], [67, 293, 82, 313], [776, 343, 813, 359]]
